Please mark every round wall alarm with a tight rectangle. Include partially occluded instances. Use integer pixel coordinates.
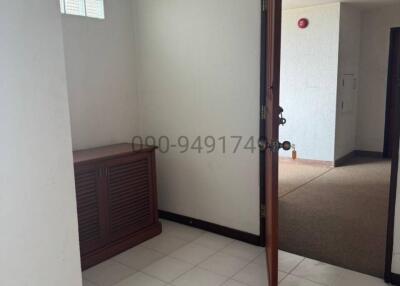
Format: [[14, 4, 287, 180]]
[[298, 18, 309, 29]]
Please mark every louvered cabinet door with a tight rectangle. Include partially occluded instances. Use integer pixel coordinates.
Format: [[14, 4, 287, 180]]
[[75, 166, 107, 255], [106, 153, 156, 242]]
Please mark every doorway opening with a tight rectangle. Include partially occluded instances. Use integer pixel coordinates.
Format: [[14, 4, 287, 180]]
[[260, 1, 400, 282]]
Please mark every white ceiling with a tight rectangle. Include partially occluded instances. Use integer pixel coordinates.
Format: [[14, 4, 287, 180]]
[[283, 0, 400, 10]]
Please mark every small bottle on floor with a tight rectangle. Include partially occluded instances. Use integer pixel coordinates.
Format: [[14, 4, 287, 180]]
[[292, 144, 297, 160]]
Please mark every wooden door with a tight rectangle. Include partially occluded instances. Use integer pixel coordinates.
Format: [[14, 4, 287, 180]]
[[384, 28, 400, 158], [264, 0, 282, 285], [75, 164, 108, 255], [105, 153, 156, 242]]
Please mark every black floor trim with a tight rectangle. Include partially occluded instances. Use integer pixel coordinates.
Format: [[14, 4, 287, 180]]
[[386, 272, 400, 285], [354, 150, 384, 158], [159, 210, 263, 247]]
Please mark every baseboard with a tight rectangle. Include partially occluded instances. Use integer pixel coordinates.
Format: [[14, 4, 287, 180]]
[[386, 272, 400, 285], [159, 210, 263, 247], [282, 150, 384, 168], [354, 150, 384, 158], [334, 150, 384, 167], [279, 157, 333, 167], [334, 151, 355, 167]]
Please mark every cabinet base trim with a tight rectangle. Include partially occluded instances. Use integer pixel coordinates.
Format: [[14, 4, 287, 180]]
[[159, 210, 262, 246], [81, 222, 162, 270]]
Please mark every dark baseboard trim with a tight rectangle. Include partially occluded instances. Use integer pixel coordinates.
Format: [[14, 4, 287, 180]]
[[159, 210, 263, 247], [334, 150, 384, 167], [386, 272, 400, 285], [279, 157, 333, 167], [354, 150, 383, 158], [334, 151, 355, 167]]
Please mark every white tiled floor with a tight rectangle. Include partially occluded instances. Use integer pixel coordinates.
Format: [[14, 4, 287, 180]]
[[83, 220, 390, 286]]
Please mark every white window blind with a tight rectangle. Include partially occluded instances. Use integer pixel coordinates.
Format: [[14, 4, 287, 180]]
[[60, 0, 105, 19]]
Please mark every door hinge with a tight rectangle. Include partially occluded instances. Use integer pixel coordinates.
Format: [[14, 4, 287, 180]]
[[262, 0, 266, 12], [261, 105, 266, 120], [260, 204, 266, 218]]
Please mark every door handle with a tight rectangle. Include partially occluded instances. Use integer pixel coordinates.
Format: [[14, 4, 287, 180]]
[[259, 139, 291, 153], [279, 106, 287, 126]]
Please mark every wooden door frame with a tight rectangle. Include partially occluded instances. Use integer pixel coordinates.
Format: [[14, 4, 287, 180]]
[[385, 27, 400, 284], [260, 0, 282, 285], [259, 0, 268, 247], [259, 9, 400, 286]]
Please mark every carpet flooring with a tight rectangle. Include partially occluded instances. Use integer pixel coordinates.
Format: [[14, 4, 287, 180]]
[[279, 157, 391, 278]]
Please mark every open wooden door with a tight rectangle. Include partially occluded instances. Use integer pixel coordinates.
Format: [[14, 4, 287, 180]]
[[384, 28, 400, 159], [263, 0, 282, 285]]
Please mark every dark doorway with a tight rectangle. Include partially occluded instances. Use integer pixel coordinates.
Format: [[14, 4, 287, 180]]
[[384, 28, 400, 159]]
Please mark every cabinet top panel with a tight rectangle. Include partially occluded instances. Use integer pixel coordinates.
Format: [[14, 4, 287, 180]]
[[73, 143, 156, 164]]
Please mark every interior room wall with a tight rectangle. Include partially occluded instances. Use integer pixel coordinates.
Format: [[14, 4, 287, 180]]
[[61, 0, 139, 150], [334, 4, 361, 160], [279, 3, 341, 162], [0, 1, 82, 285], [132, 0, 261, 234], [356, 4, 400, 152]]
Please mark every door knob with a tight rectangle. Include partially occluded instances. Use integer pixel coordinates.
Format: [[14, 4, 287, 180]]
[[258, 139, 291, 152], [270, 141, 291, 152]]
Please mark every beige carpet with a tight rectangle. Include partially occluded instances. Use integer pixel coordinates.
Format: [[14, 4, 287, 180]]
[[279, 160, 332, 197], [279, 157, 391, 278]]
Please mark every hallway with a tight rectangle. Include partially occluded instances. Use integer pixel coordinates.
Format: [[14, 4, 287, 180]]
[[279, 157, 391, 277]]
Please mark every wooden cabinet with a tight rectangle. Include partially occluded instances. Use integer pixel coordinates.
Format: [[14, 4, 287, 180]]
[[73, 144, 162, 269]]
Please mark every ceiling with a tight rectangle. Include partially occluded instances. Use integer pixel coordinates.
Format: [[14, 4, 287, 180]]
[[283, 0, 400, 10]]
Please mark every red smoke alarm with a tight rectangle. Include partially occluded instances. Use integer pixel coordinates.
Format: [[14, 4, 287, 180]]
[[298, 18, 309, 29]]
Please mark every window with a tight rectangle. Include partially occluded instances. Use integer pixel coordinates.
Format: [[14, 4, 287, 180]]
[[60, 0, 105, 19]]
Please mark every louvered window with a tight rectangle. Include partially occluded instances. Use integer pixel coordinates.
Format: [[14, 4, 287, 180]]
[[60, 0, 105, 19]]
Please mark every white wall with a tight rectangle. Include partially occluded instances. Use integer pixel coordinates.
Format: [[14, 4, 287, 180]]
[[280, 3, 341, 162], [62, 0, 139, 150], [0, 1, 82, 286], [357, 4, 400, 152], [133, 0, 261, 234], [334, 4, 362, 159]]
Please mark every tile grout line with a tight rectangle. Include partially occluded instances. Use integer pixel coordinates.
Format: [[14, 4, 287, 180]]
[[277, 257, 306, 284], [105, 230, 202, 285], [88, 227, 272, 286], [140, 232, 237, 286], [89, 226, 281, 286], [169, 239, 247, 286], [87, 223, 388, 286], [111, 227, 235, 285], [284, 258, 330, 286], [169, 237, 265, 286], [289, 272, 330, 286], [288, 257, 306, 275], [159, 220, 265, 275], [224, 245, 270, 286], [153, 231, 272, 286]]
